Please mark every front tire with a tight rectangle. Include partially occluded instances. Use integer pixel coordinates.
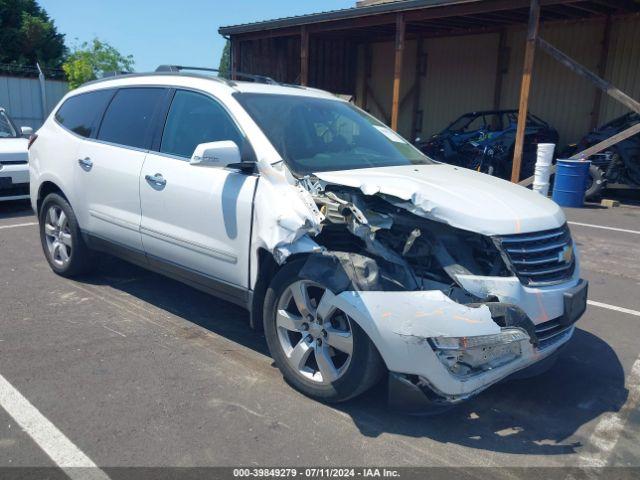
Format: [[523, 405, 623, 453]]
[[263, 258, 385, 403], [39, 193, 94, 277]]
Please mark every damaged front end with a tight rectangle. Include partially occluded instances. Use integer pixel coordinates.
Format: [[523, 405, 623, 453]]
[[257, 165, 586, 412]]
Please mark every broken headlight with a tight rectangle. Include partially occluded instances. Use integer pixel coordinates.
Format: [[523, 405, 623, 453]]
[[430, 328, 529, 378]]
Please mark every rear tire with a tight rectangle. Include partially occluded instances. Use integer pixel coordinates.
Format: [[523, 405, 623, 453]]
[[263, 258, 385, 403], [39, 193, 94, 277]]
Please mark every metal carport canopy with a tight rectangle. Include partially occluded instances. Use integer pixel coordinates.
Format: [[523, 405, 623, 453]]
[[217, 0, 634, 35], [218, 0, 483, 35]]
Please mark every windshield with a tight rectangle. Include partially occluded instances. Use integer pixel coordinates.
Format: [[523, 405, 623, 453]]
[[446, 114, 477, 133], [234, 93, 432, 174], [0, 111, 18, 138]]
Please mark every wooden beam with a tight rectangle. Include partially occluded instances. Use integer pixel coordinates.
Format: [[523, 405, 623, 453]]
[[590, 16, 612, 130], [571, 122, 640, 159], [229, 0, 588, 41], [366, 79, 390, 124], [511, 0, 541, 183], [399, 83, 417, 111], [303, 0, 573, 35], [564, 3, 607, 15], [232, 28, 300, 42], [391, 13, 406, 132], [537, 37, 640, 114], [300, 26, 309, 86], [591, 0, 638, 12]]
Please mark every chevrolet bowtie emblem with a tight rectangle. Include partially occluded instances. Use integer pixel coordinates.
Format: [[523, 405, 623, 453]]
[[559, 245, 573, 264]]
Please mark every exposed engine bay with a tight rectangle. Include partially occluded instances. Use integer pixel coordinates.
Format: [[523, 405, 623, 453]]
[[295, 175, 512, 302]]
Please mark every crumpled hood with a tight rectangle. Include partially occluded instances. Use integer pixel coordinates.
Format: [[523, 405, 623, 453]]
[[0, 138, 28, 162], [315, 164, 566, 236]]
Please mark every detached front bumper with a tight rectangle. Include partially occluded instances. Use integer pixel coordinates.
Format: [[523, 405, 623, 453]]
[[330, 275, 587, 410], [0, 163, 29, 200]]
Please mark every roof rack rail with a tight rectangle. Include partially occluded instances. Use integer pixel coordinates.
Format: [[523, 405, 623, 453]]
[[155, 65, 279, 85], [102, 71, 133, 78]]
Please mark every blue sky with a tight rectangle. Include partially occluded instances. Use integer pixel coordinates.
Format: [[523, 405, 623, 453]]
[[39, 0, 355, 72]]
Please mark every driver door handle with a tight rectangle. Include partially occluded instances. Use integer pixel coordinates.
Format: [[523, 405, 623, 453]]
[[145, 173, 167, 187], [77, 157, 93, 170]]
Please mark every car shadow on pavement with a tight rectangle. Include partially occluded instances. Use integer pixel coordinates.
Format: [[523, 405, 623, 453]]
[[81, 254, 269, 356], [0, 199, 33, 219], [81, 254, 627, 457], [337, 327, 628, 456]]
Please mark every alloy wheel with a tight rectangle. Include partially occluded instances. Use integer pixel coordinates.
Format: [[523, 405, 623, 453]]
[[275, 280, 353, 384], [44, 205, 72, 268]]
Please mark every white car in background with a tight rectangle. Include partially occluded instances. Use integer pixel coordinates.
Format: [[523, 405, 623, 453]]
[[0, 108, 33, 201], [28, 67, 588, 412]]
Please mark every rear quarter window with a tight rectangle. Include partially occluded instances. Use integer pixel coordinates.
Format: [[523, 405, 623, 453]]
[[97, 88, 167, 150], [55, 90, 114, 138]]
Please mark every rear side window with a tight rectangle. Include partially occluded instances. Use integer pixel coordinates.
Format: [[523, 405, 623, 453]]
[[55, 90, 113, 138], [98, 88, 166, 149], [160, 90, 243, 158]]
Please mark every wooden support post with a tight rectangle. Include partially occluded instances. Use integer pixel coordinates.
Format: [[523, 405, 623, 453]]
[[511, 0, 540, 183], [410, 36, 424, 142], [391, 13, 406, 132], [590, 16, 612, 130], [300, 26, 309, 86]]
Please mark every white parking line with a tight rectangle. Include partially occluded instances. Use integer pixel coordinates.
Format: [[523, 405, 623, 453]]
[[580, 298, 640, 466], [580, 358, 640, 467], [568, 221, 640, 235], [0, 221, 38, 230], [588, 300, 640, 317], [0, 373, 110, 480]]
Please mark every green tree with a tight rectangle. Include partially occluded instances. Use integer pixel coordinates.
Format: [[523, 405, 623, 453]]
[[0, 0, 66, 70], [218, 40, 230, 78], [63, 38, 134, 89]]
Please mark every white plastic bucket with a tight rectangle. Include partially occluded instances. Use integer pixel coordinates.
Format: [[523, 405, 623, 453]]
[[532, 143, 555, 196], [536, 143, 555, 166]]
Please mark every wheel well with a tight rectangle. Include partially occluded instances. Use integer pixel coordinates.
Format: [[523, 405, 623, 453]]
[[249, 248, 311, 331], [37, 182, 67, 216]]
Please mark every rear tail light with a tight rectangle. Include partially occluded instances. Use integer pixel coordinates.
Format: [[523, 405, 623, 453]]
[[28, 133, 38, 149]]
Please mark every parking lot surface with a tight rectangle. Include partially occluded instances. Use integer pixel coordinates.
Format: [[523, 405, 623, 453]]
[[1, 199, 639, 471]]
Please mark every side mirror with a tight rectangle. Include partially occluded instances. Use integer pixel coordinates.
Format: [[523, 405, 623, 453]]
[[21, 126, 33, 138], [190, 141, 241, 168]]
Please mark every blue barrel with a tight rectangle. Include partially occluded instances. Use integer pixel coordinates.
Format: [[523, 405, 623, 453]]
[[552, 159, 591, 208]]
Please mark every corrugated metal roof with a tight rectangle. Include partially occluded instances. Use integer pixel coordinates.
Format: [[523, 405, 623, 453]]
[[218, 0, 480, 35]]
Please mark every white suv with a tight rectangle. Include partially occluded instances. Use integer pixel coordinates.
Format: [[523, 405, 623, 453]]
[[29, 67, 587, 410], [1, 108, 33, 201]]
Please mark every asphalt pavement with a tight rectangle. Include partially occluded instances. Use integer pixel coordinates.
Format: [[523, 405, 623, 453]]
[[0, 198, 638, 473]]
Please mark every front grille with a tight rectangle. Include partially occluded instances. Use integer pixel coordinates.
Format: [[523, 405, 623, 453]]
[[496, 224, 575, 286], [0, 160, 28, 165], [535, 317, 574, 350], [0, 183, 29, 197]]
